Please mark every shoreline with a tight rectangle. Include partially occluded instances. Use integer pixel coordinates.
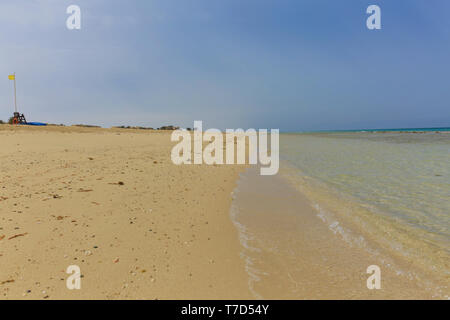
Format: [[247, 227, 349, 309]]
[[230, 165, 447, 299], [0, 125, 251, 299]]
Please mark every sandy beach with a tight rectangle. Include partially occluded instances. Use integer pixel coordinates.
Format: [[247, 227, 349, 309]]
[[1, 125, 448, 300], [0, 125, 251, 299]]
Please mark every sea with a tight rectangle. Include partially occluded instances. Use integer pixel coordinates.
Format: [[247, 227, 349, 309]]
[[231, 128, 449, 299]]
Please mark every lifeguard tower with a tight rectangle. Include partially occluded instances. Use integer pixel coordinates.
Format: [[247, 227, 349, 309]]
[[9, 73, 27, 125]]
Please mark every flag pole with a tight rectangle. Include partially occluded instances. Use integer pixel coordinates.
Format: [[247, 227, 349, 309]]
[[13, 72, 17, 113]]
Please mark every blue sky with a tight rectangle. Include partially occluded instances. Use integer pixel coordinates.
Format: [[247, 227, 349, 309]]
[[1, 0, 449, 130]]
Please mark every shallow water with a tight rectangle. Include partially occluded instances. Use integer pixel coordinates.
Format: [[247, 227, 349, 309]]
[[230, 130, 449, 298], [281, 132, 450, 238], [231, 166, 447, 299], [279, 131, 449, 288]]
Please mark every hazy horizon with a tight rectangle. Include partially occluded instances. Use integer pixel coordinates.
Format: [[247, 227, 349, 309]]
[[1, 0, 449, 131]]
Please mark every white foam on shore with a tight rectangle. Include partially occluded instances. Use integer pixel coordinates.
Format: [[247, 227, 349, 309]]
[[230, 162, 449, 299], [230, 172, 264, 299], [280, 163, 449, 299]]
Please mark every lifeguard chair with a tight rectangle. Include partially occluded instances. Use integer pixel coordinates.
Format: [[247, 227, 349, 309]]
[[12, 112, 27, 125]]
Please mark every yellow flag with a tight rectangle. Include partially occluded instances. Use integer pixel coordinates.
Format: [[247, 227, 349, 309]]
[[8, 74, 15, 80]]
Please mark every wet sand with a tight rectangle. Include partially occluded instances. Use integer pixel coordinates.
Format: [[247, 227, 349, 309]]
[[231, 166, 446, 299], [0, 125, 251, 299]]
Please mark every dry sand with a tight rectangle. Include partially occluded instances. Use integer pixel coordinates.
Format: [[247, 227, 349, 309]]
[[0, 125, 252, 299]]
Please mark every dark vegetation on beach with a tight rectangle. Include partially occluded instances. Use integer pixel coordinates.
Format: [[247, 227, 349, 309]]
[[4, 117, 14, 124], [113, 125, 180, 130], [113, 125, 154, 130], [73, 124, 101, 128], [158, 125, 180, 130], [0, 117, 16, 124]]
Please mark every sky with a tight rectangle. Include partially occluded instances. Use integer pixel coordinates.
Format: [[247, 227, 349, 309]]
[[0, 0, 449, 131]]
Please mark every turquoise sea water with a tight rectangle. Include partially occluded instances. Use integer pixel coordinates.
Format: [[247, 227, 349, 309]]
[[292, 127, 450, 133], [279, 129, 449, 284]]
